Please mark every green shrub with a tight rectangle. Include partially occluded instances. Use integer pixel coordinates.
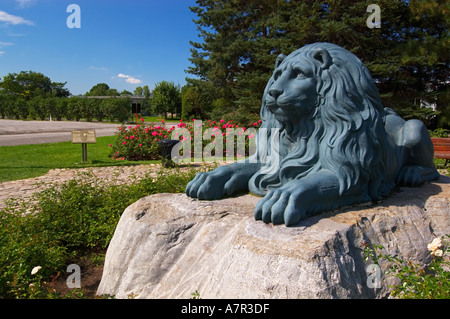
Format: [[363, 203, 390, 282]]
[[429, 128, 450, 138], [364, 235, 449, 299], [0, 166, 203, 298], [110, 121, 166, 161]]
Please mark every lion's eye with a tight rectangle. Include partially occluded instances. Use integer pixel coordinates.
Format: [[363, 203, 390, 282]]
[[295, 70, 306, 79], [274, 71, 282, 81]]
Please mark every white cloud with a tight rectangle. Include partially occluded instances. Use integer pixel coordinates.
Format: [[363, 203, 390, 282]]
[[0, 11, 34, 26], [0, 42, 13, 55], [0, 41, 14, 47], [7, 33, 26, 37], [90, 66, 109, 72], [117, 73, 142, 84], [16, 0, 37, 8]]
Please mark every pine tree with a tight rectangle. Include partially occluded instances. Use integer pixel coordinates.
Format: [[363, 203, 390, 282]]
[[187, 0, 449, 128]]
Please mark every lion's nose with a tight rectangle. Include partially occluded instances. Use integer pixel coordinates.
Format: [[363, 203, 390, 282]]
[[269, 88, 283, 99]]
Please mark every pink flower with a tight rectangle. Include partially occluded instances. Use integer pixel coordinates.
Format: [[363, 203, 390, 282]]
[[253, 122, 257, 126], [220, 119, 224, 123], [130, 135, 135, 139], [152, 131, 158, 136], [140, 118, 144, 122], [122, 141, 127, 145], [155, 125, 161, 129], [108, 144, 112, 147], [139, 143, 142, 147]]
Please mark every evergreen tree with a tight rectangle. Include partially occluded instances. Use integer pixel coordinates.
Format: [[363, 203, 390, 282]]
[[187, 0, 448, 127]]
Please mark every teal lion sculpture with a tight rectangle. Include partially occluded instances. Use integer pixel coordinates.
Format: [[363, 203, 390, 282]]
[[186, 42, 440, 226]]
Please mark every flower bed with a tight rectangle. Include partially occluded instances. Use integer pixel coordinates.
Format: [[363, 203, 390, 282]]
[[110, 118, 261, 161]]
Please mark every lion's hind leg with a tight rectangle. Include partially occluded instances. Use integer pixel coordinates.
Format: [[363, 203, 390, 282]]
[[396, 165, 440, 187], [395, 119, 440, 186]]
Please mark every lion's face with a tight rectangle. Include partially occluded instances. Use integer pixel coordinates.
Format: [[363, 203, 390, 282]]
[[264, 56, 319, 122]]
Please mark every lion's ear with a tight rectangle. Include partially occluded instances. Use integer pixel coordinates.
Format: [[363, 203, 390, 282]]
[[275, 54, 286, 69], [313, 49, 333, 70]]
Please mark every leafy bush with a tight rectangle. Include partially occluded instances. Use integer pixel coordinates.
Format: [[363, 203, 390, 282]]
[[364, 235, 449, 299], [110, 121, 167, 161], [102, 97, 130, 122], [110, 118, 261, 161], [429, 128, 450, 138], [0, 166, 203, 298]]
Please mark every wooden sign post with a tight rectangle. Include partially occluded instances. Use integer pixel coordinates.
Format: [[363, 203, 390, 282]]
[[71, 130, 96, 163], [132, 102, 141, 125]]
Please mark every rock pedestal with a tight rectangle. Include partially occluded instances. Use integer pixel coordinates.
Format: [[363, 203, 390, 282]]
[[97, 176, 449, 299]]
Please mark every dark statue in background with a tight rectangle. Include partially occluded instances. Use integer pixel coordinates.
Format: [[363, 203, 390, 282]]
[[186, 42, 440, 226]]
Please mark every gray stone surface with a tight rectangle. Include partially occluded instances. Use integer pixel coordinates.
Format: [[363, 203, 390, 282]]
[[97, 176, 449, 299]]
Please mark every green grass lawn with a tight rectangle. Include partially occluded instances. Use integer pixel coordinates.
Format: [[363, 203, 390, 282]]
[[0, 136, 159, 182]]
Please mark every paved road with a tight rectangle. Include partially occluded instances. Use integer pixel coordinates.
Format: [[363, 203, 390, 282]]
[[0, 119, 122, 146]]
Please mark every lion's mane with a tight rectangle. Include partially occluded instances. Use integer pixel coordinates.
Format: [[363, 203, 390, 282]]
[[248, 43, 389, 200]]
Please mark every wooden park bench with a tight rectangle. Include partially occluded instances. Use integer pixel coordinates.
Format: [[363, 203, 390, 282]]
[[431, 137, 450, 166]]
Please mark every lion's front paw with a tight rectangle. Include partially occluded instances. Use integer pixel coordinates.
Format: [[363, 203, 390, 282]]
[[186, 171, 226, 200], [186, 165, 249, 200], [254, 184, 308, 226]]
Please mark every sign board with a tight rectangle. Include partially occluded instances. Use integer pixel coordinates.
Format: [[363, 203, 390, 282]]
[[71, 130, 97, 144], [132, 102, 141, 114]]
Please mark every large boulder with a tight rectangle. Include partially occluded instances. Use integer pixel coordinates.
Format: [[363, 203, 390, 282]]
[[97, 176, 449, 299]]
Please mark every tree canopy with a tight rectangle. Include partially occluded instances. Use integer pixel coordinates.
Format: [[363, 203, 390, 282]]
[[0, 71, 70, 98], [186, 0, 449, 128], [85, 83, 121, 96], [151, 81, 182, 119]]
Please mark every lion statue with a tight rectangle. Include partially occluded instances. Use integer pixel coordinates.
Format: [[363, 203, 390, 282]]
[[186, 42, 440, 226]]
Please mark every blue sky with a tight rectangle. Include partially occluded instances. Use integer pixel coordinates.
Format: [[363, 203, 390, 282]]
[[0, 0, 200, 95]]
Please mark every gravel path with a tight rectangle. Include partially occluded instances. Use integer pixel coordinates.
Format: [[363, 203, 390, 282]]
[[0, 162, 226, 211]]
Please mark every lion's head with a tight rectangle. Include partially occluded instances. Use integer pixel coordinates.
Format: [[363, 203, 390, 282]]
[[248, 43, 388, 200]]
